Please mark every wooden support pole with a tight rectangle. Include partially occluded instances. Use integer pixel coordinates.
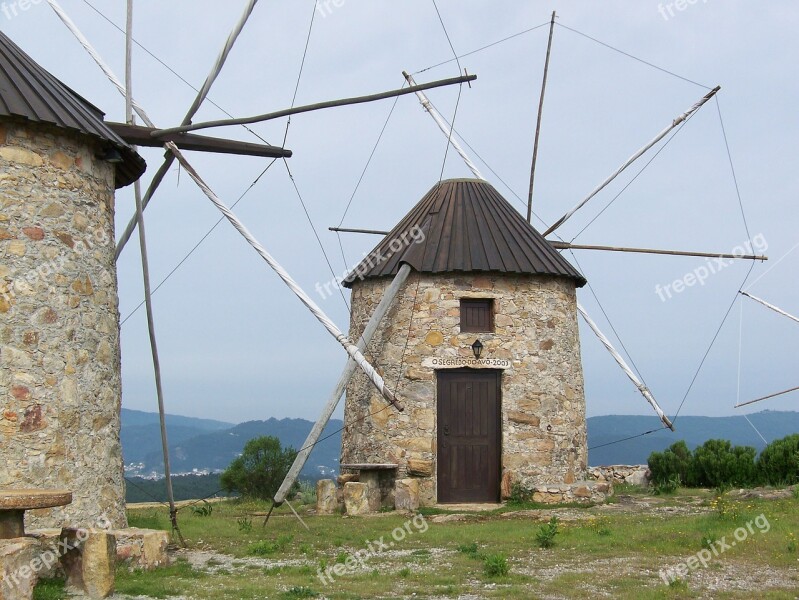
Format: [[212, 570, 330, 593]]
[[271, 264, 413, 510], [126, 0, 183, 545], [329, 226, 389, 236], [550, 241, 768, 261], [526, 10, 556, 223], [107, 122, 292, 158], [736, 385, 799, 408], [153, 74, 478, 137]]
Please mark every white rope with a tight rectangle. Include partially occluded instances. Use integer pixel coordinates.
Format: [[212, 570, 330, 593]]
[[115, 0, 262, 258], [743, 414, 768, 445], [50, 0, 400, 410], [544, 86, 720, 237], [739, 291, 799, 325], [577, 303, 674, 430], [404, 71, 484, 180]]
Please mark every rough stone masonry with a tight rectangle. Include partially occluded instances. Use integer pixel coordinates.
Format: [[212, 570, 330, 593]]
[[342, 272, 588, 505], [0, 119, 127, 529]]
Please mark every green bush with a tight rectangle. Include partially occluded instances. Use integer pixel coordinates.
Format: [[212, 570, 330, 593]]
[[648, 439, 758, 488], [692, 439, 757, 488], [648, 441, 694, 486], [220, 436, 297, 501], [757, 434, 799, 485]]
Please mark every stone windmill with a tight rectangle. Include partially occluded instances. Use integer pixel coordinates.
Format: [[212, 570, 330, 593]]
[[0, 30, 146, 529], [340, 178, 595, 505]]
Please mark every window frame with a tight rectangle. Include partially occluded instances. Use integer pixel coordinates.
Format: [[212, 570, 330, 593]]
[[460, 298, 495, 333]]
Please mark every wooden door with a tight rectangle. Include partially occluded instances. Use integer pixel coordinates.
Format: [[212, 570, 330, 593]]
[[437, 369, 501, 503]]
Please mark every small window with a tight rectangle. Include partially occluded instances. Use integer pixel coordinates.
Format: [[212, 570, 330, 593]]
[[460, 298, 494, 333]]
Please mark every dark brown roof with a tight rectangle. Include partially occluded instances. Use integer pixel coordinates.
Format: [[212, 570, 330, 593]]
[[0, 31, 146, 188], [343, 178, 586, 287]]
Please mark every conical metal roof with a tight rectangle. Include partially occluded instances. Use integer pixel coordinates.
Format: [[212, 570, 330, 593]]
[[343, 178, 586, 288], [0, 31, 145, 188]]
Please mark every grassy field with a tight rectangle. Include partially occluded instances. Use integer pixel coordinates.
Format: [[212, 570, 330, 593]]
[[34, 485, 799, 599]]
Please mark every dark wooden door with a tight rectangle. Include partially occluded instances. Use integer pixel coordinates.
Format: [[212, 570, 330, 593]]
[[437, 369, 501, 503]]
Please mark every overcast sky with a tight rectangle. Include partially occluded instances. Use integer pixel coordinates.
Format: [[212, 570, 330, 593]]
[[4, 1, 798, 425]]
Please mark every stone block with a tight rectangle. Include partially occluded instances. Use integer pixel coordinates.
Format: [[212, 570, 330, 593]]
[[26, 529, 63, 579], [61, 528, 115, 599], [113, 528, 170, 571], [407, 459, 433, 477], [359, 472, 382, 512], [337, 474, 359, 486], [315, 480, 338, 515], [0, 538, 41, 600], [343, 482, 370, 516], [394, 479, 419, 511]]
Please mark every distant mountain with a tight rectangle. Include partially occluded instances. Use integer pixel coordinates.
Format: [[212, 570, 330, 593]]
[[120, 409, 799, 480], [121, 410, 341, 481], [587, 410, 799, 465]]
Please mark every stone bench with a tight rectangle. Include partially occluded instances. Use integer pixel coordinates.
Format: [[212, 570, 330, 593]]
[[0, 490, 72, 539], [339, 464, 398, 513]]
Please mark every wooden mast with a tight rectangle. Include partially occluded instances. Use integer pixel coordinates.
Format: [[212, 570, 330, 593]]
[[526, 10, 556, 223]]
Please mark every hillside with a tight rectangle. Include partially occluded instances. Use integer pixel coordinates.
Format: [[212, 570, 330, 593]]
[[587, 410, 799, 465], [121, 410, 341, 480], [121, 409, 799, 480]]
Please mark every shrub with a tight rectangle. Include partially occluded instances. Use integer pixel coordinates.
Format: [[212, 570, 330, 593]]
[[648, 441, 694, 486], [190, 501, 213, 517], [220, 436, 297, 502], [692, 439, 757, 488], [653, 476, 680, 495], [457, 542, 479, 557], [535, 516, 560, 549], [482, 553, 509, 577], [236, 516, 253, 533], [508, 482, 533, 505], [757, 434, 799, 486]]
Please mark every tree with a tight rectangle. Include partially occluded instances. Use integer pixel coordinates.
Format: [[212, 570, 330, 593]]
[[220, 436, 297, 502]]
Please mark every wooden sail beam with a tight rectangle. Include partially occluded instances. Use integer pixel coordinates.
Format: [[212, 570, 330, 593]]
[[151, 73, 478, 137], [271, 264, 413, 512], [402, 71, 484, 179], [526, 10, 556, 223], [330, 228, 769, 262], [736, 385, 799, 408], [550, 242, 768, 261], [739, 291, 799, 324], [543, 85, 721, 237], [107, 122, 292, 158]]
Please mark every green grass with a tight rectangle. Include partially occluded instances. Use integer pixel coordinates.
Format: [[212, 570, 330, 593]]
[[31, 490, 799, 599]]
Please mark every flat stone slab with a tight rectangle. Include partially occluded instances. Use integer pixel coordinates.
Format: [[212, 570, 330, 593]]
[[0, 490, 72, 510], [339, 464, 398, 471], [0, 490, 72, 539]]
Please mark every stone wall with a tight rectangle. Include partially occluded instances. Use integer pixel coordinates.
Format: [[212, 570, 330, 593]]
[[0, 119, 127, 529], [342, 272, 587, 505]]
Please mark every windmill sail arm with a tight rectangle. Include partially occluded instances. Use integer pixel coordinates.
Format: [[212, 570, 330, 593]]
[[577, 303, 675, 431], [544, 85, 721, 237], [403, 71, 484, 180], [740, 291, 799, 325]]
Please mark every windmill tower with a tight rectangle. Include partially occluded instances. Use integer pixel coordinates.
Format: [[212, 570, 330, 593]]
[[341, 179, 608, 505], [0, 31, 145, 529]]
